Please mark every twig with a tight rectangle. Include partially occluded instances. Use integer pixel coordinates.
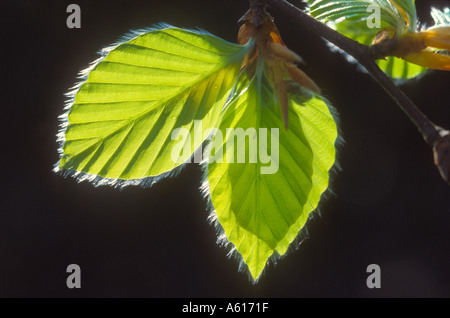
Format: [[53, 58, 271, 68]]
[[256, 0, 449, 184]]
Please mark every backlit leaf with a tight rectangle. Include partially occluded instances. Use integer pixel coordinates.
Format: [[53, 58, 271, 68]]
[[306, 1, 426, 81], [55, 25, 252, 186], [204, 58, 338, 281], [306, 0, 417, 34]]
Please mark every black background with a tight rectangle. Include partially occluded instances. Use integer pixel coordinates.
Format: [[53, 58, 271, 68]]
[[1, 0, 449, 298]]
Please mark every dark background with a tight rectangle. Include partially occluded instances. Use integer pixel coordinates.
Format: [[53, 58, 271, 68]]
[[1, 0, 449, 298]]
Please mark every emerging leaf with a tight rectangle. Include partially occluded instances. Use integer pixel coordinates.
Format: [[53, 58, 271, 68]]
[[332, 19, 426, 81], [306, 0, 417, 34], [305, 0, 435, 81], [308, 1, 450, 79]]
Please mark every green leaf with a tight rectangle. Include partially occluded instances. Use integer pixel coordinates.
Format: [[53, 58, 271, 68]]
[[332, 19, 385, 43], [376, 56, 426, 81], [391, 0, 417, 30], [204, 59, 338, 281], [55, 25, 251, 185], [332, 20, 427, 82], [306, 0, 416, 34], [333, 21, 427, 83], [306, 1, 426, 80]]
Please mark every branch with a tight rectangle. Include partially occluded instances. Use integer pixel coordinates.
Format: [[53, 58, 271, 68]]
[[258, 0, 450, 184]]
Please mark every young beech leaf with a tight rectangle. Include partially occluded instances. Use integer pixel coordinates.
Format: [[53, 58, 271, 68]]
[[55, 25, 252, 185], [333, 20, 426, 82], [306, 0, 416, 34], [306, 0, 432, 81], [204, 58, 338, 281]]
